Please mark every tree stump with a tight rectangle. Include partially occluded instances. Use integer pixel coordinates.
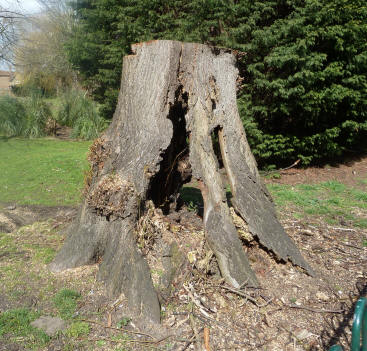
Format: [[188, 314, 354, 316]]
[[50, 40, 313, 324]]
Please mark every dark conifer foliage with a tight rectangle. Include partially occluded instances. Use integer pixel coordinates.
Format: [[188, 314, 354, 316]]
[[67, 0, 367, 166]]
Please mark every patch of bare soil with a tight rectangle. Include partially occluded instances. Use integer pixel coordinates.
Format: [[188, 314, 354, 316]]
[[54, 205, 365, 351], [55, 126, 72, 140], [1, 159, 367, 351], [264, 154, 367, 188], [0, 204, 77, 233]]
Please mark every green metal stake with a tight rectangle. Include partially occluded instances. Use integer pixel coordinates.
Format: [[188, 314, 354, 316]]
[[351, 297, 367, 351], [329, 346, 344, 351], [329, 297, 367, 351]]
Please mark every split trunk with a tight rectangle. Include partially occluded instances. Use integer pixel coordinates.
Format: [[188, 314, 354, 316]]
[[50, 40, 313, 324]]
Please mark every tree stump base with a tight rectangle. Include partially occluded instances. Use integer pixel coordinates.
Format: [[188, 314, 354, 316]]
[[50, 40, 313, 324]]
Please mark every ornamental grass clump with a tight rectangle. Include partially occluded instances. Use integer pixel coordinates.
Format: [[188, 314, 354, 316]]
[[0, 95, 26, 137], [57, 89, 108, 140]]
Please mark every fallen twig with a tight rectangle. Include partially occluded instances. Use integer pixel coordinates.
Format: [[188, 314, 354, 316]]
[[181, 328, 204, 351], [262, 159, 300, 175], [190, 313, 200, 346], [173, 311, 212, 324], [204, 327, 211, 351], [173, 311, 189, 316], [213, 284, 273, 308], [286, 304, 344, 314], [338, 242, 366, 250], [87, 336, 169, 345], [183, 283, 214, 319], [328, 227, 356, 232], [79, 318, 156, 340]]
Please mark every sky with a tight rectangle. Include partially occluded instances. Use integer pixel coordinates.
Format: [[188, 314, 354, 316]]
[[0, 0, 42, 14], [0, 0, 42, 69]]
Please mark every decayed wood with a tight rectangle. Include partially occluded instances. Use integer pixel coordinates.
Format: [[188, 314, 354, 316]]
[[50, 40, 313, 324], [178, 42, 313, 285]]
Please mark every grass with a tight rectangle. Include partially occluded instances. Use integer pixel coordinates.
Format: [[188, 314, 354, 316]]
[[1, 89, 108, 140], [0, 137, 91, 206], [57, 89, 108, 140], [0, 219, 139, 350], [0, 222, 64, 299], [65, 321, 90, 338], [53, 289, 81, 320], [0, 95, 26, 136], [0, 308, 50, 349], [0, 222, 94, 350], [0, 94, 53, 138], [181, 177, 367, 229], [267, 180, 367, 227]]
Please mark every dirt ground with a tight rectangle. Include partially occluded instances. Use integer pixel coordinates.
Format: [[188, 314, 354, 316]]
[[263, 154, 367, 189], [0, 157, 366, 351], [0, 204, 77, 233]]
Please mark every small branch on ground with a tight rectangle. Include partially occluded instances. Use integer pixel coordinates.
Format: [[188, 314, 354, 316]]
[[328, 226, 356, 232], [204, 326, 211, 351], [79, 318, 157, 340], [212, 284, 273, 308], [262, 159, 300, 175], [86, 336, 170, 345], [338, 242, 366, 250], [181, 329, 204, 351], [285, 303, 344, 314]]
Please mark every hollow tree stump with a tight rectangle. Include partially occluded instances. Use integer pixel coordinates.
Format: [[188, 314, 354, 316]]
[[50, 40, 313, 324]]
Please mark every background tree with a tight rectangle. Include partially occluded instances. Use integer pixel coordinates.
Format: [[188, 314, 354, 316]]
[[14, 0, 77, 95], [0, 4, 24, 65], [66, 0, 367, 167], [239, 0, 367, 166], [65, 0, 296, 122]]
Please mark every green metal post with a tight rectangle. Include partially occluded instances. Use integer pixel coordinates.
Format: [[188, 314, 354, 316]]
[[351, 297, 367, 351], [329, 297, 367, 351], [329, 345, 344, 351]]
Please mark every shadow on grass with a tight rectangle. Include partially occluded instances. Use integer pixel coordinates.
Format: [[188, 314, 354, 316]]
[[0, 135, 14, 142]]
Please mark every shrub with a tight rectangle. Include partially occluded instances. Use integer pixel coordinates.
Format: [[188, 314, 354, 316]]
[[237, 0, 367, 166], [57, 89, 108, 139], [23, 94, 52, 138], [12, 72, 57, 98], [0, 95, 26, 136], [0, 95, 52, 138]]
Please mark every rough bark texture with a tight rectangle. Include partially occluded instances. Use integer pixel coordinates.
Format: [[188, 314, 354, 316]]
[[50, 40, 313, 324]]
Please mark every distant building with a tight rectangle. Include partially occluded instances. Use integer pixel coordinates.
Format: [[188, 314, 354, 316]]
[[0, 70, 15, 94]]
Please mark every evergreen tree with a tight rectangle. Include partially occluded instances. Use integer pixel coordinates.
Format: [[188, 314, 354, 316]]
[[239, 0, 367, 166], [66, 0, 367, 166]]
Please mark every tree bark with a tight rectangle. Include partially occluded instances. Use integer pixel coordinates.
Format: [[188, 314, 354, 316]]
[[50, 40, 313, 324]]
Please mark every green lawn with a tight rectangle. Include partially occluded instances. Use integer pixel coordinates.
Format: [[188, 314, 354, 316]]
[[1, 137, 366, 230], [0, 137, 91, 206], [267, 180, 367, 228]]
